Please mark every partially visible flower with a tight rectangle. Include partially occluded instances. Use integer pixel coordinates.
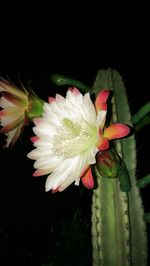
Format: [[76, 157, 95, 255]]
[[0, 78, 44, 148], [27, 87, 130, 192]]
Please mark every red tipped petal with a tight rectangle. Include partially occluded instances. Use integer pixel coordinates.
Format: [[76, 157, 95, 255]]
[[104, 123, 130, 140], [30, 136, 40, 142], [33, 169, 45, 177], [33, 118, 43, 125], [81, 167, 94, 189], [51, 188, 59, 194], [2, 92, 28, 107], [32, 170, 42, 177], [0, 107, 22, 117], [0, 110, 7, 117], [0, 79, 27, 98], [95, 90, 110, 112], [0, 115, 24, 133], [48, 97, 56, 103], [69, 87, 80, 95], [32, 167, 52, 177]]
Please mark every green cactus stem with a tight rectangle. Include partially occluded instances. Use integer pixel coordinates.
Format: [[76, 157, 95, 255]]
[[91, 69, 147, 266]]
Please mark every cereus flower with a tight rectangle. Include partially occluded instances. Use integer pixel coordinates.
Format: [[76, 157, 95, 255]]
[[0, 78, 44, 148], [27, 87, 130, 192]]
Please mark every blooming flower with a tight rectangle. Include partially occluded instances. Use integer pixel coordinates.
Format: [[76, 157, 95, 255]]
[[0, 78, 30, 148], [0, 78, 44, 148], [27, 87, 130, 192]]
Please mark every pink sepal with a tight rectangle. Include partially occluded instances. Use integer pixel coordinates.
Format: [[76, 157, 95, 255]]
[[81, 167, 94, 189], [104, 123, 130, 140]]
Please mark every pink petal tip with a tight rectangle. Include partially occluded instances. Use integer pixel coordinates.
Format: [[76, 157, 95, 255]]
[[69, 87, 80, 95], [48, 97, 56, 103], [30, 136, 40, 142]]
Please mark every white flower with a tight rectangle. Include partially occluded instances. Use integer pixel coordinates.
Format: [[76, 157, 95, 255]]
[[27, 87, 130, 192]]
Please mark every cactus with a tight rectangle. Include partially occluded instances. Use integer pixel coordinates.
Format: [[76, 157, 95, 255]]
[[91, 69, 148, 266]]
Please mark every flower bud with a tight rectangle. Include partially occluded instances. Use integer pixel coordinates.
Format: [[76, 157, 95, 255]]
[[96, 149, 121, 178]]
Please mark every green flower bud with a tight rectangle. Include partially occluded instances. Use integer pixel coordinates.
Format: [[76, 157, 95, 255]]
[[96, 149, 121, 178]]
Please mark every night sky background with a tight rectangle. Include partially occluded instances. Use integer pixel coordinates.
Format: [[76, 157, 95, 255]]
[[0, 10, 150, 266]]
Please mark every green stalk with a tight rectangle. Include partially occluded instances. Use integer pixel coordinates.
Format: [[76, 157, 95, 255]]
[[137, 174, 150, 188], [51, 74, 92, 93], [132, 102, 150, 124], [134, 115, 150, 132]]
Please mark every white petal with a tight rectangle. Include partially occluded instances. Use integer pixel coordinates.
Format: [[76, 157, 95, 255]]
[[83, 93, 97, 123], [86, 146, 99, 165], [66, 89, 83, 106], [58, 175, 79, 192], [33, 123, 55, 138], [32, 139, 52, 149], [42, 112, 61, 127], [50, 101, 66, 117], [27, 147, 53, 160], [34, 154, 61, 170], [74, 178, 80, 186], [45, 155, 86, 191], [55, 94, 65, 102], [96, 110, 107, 129]]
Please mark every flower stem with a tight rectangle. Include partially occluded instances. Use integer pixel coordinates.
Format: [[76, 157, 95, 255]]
[[132, 102, 150, 124], [51, 74, 93, 93], [134, 115, 150, 132], [137, 174, 150, 188]]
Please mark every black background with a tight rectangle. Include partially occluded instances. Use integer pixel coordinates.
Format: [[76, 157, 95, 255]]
[[0, 10, 150, 266]]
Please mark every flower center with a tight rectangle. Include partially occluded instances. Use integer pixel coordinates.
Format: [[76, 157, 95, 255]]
[[52, 118, 97, 158]]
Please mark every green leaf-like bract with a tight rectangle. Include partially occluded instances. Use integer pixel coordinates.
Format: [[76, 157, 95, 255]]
[[91, 69, 147, 266]]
